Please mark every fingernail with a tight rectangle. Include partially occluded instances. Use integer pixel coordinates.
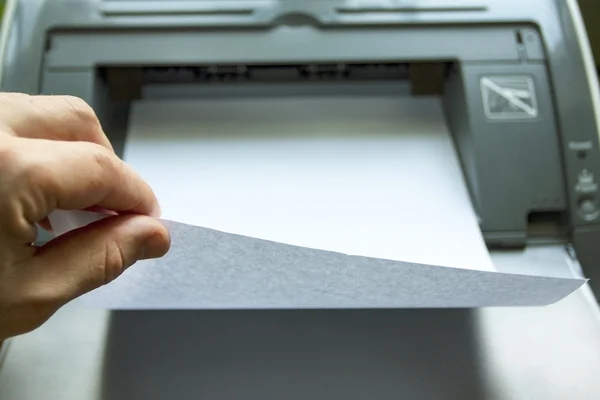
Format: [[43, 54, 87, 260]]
[[139, 234, 168, 261]]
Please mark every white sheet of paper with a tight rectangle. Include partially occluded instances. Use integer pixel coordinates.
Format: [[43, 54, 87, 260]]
[[125, 95, 495, 272]]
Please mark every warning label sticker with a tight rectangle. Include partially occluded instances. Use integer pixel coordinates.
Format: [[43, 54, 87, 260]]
[[480, 76, 538, 120]]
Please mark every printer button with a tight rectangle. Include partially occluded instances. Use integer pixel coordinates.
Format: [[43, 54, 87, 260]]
[[578, 198, 600, 221]]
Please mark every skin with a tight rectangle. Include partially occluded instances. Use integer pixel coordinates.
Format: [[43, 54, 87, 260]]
[[0, 93, 171, 342]]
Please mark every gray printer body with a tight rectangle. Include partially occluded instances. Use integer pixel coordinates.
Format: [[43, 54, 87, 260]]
[[2, 0, 600, 297]]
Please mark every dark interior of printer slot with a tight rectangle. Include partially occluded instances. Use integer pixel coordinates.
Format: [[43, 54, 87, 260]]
[[96, 61, 453, 161], [100, 62, 451, 101]]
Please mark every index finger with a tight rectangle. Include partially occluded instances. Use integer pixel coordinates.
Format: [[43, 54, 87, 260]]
[[0, 93, 114, 151], [15, 138, 161, 224]]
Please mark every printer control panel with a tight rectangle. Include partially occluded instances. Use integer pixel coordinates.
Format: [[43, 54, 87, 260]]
[[564, 126, 600, 227], [569, 142, 600, 222], [574, 169, 599, 221]]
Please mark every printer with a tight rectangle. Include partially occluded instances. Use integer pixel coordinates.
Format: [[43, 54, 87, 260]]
[[1, 0, 600, 298]]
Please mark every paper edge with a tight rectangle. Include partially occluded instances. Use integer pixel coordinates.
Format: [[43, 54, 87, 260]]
[[48, 210, 586, 285]]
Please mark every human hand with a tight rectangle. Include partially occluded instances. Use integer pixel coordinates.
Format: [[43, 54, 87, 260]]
[[0, 93, 170, 341]]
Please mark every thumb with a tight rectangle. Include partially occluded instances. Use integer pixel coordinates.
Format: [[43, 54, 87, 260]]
[[31, 214, 170, 304]]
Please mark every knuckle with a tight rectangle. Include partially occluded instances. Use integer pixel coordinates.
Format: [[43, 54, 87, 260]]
[[0, 139, 19, 170], [0, 142, 39, 239], [91, 145, 117, 178], [18, 159, 61, 225], [91, 145, 113, 165], [68, 145, 118, 201], [88, 242, 127, 287], [57, 96, 112, 148], [60, 95, 99, 126], [92, 145, 121, 184]]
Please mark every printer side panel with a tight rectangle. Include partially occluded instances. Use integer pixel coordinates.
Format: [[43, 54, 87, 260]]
[[444, 60, 567, 246], [554, 0, 600, 293], [0, 0, 47, 94]]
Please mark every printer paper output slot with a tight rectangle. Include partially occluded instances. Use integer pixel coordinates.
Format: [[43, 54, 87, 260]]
[[92, 60, 569, 251], [101, 62, 450, 106], [101, 62, 452, 99]]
